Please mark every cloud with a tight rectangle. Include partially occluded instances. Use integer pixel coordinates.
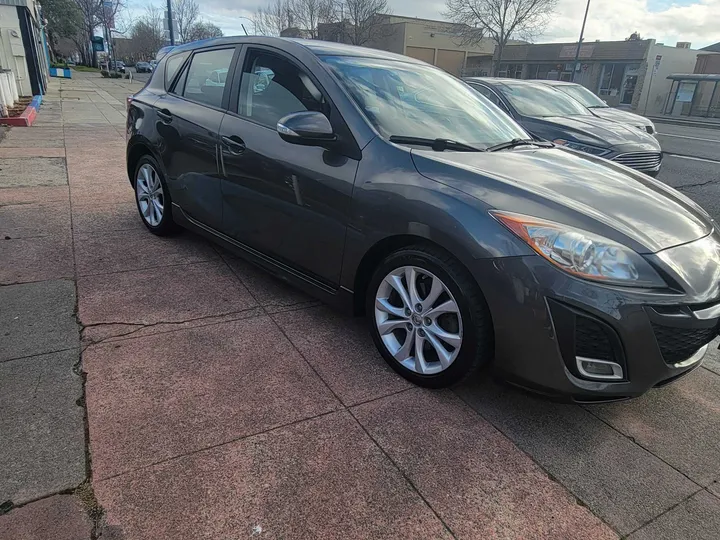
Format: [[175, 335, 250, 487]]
[[126, 0, 719, 49]]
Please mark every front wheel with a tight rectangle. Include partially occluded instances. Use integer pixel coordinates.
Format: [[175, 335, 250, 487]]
[[366, 245, 493, 388]]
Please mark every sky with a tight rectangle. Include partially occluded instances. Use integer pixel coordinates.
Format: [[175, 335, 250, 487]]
[[126, 0, 719, 50]]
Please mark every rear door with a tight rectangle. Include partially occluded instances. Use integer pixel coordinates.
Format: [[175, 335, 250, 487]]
[[217, 46, 360, 287], [155, 46, 238, 231]]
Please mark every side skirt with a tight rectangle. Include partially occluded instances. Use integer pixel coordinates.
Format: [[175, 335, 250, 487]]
[[172, 203, 356, 315]]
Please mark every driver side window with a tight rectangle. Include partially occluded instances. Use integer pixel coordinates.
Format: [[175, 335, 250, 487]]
[[238, 50, 326, 129]]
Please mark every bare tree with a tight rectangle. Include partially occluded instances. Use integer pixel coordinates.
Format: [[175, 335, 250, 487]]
[[173, 0, 200, 43], [290, 0, 333, 38], [130, 7, 166, 60], [71, 0, 103, 66], [339, 0, 392, 46], [254, 0, 293, 36], [443, 0, 558, 75], [186, 21, 224, 42]]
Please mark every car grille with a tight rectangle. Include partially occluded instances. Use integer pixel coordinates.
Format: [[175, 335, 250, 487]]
[[652, 324, 716, 365], [575, 317, 615, 361], [645, 126, 655, 135], [612, 152, 662, 171]]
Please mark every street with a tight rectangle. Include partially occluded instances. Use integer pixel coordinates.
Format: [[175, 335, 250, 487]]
[[656, 124, 720, 220], [131, 70, 152, 84], [1, 72, 720, 540]]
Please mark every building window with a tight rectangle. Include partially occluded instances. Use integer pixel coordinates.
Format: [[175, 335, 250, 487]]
[[498, 64, 523, 78], [598, 63, 640, 104], [527, 64, 558, 80]]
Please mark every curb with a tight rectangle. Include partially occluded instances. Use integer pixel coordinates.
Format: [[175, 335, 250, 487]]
[[648, 116, 720, 130], [0, 95, 43, 127]]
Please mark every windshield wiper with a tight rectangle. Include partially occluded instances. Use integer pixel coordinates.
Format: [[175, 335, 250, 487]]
[[486, 138, 554, 152], [389, 136, 484, 152]]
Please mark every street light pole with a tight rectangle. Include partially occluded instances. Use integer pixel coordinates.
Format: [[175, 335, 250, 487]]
[[166, 0, 175, 45], [572, 0, 591, 83]]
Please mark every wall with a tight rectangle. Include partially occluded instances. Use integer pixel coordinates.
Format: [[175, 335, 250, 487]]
[[435, 49, 465, 75], [405, 46, 434, 64], [364, 22, 406, 54], [402, 20, 494, 56], [635, 44, 699, 115], [0, 5, 32, 96], [695, 54, 720, 74]]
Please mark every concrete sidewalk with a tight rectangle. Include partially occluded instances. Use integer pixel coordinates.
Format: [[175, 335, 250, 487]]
[[1, 72, 720, 539]]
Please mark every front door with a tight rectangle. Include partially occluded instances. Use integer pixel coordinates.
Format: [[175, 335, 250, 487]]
[[157, 47, 237, 231], [218, 47, 359, 287]]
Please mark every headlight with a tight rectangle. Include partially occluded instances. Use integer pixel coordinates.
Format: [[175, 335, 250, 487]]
[[492, 211, 666, 287], [553, 139, 610, 157]]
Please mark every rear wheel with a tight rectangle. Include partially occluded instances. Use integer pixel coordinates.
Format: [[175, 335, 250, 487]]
[[134, 155, 178, 236], [366, 245, 493, 388]]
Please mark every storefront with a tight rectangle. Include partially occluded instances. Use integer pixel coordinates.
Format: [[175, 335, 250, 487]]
[[493, 39, 700, 113]]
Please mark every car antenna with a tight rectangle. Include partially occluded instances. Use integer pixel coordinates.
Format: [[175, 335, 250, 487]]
[[241, 24, 248, 36]]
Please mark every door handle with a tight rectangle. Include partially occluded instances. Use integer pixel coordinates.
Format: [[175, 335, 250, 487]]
[[157, 109, 172, 123], [222, 135, 246, 155]]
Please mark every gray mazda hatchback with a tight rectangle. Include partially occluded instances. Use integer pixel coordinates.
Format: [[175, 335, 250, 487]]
[[126, 37, 719, 401]]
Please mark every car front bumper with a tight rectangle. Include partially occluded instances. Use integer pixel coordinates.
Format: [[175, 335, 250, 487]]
[[473, 252, 718, 401]]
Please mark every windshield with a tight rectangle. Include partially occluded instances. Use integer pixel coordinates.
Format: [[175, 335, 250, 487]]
[[554, 84, 607, 108], [498, 82, 591, 117], [321, 56, 528, 149]]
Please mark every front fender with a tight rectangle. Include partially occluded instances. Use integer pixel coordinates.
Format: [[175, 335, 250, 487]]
[[340, 138, 532, 291]]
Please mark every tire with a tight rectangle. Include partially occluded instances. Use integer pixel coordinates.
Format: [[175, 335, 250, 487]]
[[366, 245, 493, 388], [133, 155, 178, 236]]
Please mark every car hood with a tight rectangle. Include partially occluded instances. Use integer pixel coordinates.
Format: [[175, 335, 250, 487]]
[[524, 115, 659, 149], [590, 107, 652, 129], [410, 147, 710, 253]]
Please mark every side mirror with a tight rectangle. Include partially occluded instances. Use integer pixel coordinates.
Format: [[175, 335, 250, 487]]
[[277, 111, 336, 147]]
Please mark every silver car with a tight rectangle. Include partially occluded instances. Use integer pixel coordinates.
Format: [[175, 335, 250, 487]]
[[536, 80, 656, 135]]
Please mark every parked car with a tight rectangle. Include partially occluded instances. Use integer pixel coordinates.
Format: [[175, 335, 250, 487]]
[[205, 68, 228, 86], [535, 80, 656, 135], [110, 60, 126, 73], [464, 78, 663, 176], [127, 37, 718, 400], [136, 61, 153, 73]]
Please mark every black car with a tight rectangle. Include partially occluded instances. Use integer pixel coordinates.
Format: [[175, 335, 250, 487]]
[[464, 78, 663, 176], [127, 37, 717, 400], [136, 61, 153, 73], [110, 60, 126, 73]]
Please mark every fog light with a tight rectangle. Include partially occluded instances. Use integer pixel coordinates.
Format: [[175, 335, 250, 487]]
[[576, 357, 624, 381]]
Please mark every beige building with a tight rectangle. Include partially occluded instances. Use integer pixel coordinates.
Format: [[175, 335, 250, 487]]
[[319, 15, 498, 76]]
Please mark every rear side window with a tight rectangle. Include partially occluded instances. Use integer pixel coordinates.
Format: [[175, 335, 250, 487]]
[[181, 48, 235, 108], [165, 52, 189, 89]]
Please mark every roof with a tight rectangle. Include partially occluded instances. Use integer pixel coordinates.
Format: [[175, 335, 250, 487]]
[[166, 36, 423, 64], [464, 77, 546, 88], [530, 79, 577, 86], [701, 42, 720, 52], [496, 39, 652, 62], [666, 73, 720, 82]]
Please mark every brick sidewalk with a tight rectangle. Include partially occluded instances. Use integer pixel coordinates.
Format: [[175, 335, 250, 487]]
[[1, 72, 720, 539]]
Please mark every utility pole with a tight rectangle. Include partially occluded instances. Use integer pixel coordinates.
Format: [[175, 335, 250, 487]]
[[166, 0, 175, 45], [572, 0, 591, 83]]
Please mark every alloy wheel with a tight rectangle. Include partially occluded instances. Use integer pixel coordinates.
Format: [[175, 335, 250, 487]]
[[136, 163, 164, 227], [374, 266, 463, 375]]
